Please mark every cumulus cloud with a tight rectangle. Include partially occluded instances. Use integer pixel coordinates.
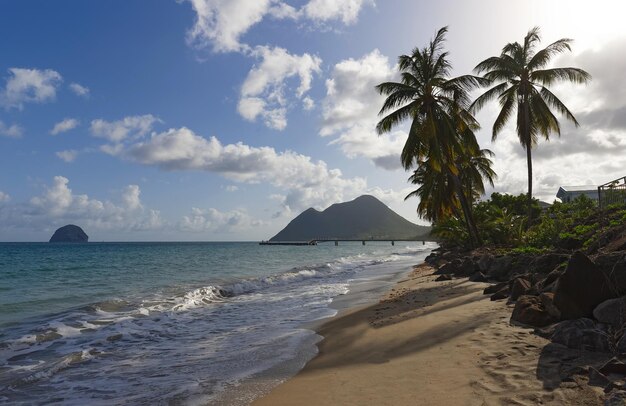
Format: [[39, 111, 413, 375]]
[[0, 68, 62, 110], [303, 0, 373, 24], [0, 120, 23, 138], [182, 0, 373, 52], [90, 114, 161, 143], [105, 126, 365, 211], [0, 176, 163, 231], [69, 82, 90, 97], [321, 49, 406, 170], [50, 118, 80, 135], [56, 150, 78, 163], [238, 46, 321, 130], [180, 207, 264, 232], [0, 191, 9, 203], [225, 185, 239, 192]]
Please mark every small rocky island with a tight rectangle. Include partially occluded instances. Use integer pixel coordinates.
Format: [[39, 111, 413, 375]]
[[49, 224, 89, 243]]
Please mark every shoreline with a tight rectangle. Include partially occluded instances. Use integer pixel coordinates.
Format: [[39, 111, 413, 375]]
[[251, 262, 604, 405]]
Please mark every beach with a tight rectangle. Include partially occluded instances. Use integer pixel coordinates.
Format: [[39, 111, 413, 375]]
[[253, 263, 605, 405]]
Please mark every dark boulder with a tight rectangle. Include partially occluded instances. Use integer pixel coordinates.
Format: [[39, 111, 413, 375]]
[[435, 274, 452, 282], [490, 286, 510, 301], [529, 253, 570, 274], [593, 297, 626, 327], [49, 224, 88, 243], [510, 278, 532, 301], [483, 282, 508, 295], [553, 251, 613, 319], [510, 295, 557, 327], [550, 318, 611, 353], [469, 272, 488, 282]]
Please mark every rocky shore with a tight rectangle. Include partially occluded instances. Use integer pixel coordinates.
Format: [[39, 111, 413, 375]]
[[426, 237, 626, 404]]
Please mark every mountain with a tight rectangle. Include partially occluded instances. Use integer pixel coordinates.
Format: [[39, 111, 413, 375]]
[[49, 224, 89, 243], [270, 195, 431, 241]]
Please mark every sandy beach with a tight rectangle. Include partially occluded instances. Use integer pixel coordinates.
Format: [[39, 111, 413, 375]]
[[253, 263, 606, 405]]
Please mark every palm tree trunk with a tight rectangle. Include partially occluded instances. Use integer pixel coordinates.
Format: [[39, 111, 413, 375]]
[[523, 100, 533, 225], [526, 144, 533, 224], [450, 172, 482, 247]]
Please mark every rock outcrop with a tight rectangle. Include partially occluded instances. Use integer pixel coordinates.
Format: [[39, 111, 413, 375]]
[[49, 225, 88, 243]]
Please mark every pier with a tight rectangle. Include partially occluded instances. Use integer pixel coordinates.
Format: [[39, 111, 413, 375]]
[[259, 238, 432, 246]]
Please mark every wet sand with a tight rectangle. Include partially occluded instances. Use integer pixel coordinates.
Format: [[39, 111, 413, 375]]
[[252, 263, 604, 405]]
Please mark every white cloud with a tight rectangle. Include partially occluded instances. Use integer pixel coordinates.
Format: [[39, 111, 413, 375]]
[[321, 49, 405, 170], [302, 96, 315, 110], [184, 0, 276, 53], [56, 150, 78, 163], [238, 46, 321, 130], [0, 191, 9, 203], [303, 0, 373, 24], [50, 118, 80, 135], [108, 126, 366, 211], [180, 207, 264, 232], [182, 0, 373, 52], [225, 185, 239, 192], [0, 176, 163, 231], [0, 120, 23, 138], [1, 68, 62, 110], [90, 114, 161, 143], [69, 82, 90, 97]]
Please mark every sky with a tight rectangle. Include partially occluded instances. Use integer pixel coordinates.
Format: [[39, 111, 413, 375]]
[[1, 0, 625, 241]]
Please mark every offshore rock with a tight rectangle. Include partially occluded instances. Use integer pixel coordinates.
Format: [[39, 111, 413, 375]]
[[49, 224, 88, 243]]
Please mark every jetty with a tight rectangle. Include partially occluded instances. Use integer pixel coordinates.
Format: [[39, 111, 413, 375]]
[[259, 238, 432, 246]]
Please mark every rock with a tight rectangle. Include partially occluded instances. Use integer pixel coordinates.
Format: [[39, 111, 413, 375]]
[[617, 334, 626, 354], [589, 367, 612, 388], [485, 255, 513, 281], [594, 297, 626, 327], [435, 274, 452, 282], [530, 253, 570, 274], [599, 358, 626, 376], [539, 292, 561, 320], [49, 224, 88, 243], [553, 251, 613, 319], [484, 282, 508, 295], [510, 295, 556, 327], [605, 391, 626, 406], [538, 268, 564, 293], [490, 286, 510, 301], [434, 260, 460, 275], [510, 278, 532, 301], [595, 252, 626, 295], [478, 254, 493, 272], [469, 272, 488, 282], [550, 318, 611, 352]]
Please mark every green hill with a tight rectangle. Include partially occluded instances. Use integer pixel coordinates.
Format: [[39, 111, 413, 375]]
[[270, 195, 431, 241]]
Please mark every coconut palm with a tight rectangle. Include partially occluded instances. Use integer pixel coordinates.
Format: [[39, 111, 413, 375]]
[[471, 27, 591, 223], [406, 148, 496, 225], [376, 26, 490, 246]]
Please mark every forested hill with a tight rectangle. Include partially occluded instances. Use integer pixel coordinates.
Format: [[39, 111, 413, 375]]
[[270, 195, 431, 241]]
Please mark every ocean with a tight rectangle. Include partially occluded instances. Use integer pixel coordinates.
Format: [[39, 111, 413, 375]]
[[0, 241, 435, 405]]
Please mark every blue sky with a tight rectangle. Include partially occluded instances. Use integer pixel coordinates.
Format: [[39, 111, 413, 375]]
[[1, 0, 625, 241]]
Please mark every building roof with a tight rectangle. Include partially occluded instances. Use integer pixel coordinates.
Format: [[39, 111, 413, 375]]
[[559, 185, 597, 192]]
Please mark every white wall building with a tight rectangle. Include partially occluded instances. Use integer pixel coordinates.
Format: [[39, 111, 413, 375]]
[[556, 186, 599, 203]]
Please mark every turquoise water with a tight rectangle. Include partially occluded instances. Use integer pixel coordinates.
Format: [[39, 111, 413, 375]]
[[0, 241, 434, 405]]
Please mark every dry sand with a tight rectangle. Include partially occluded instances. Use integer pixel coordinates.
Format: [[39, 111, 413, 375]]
[[252, 263, 607, 405]]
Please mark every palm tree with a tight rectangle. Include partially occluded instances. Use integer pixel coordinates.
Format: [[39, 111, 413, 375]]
[[471, 27, 591, 223], [406, 148, 496, 231], [376, 26, 490, 246]]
